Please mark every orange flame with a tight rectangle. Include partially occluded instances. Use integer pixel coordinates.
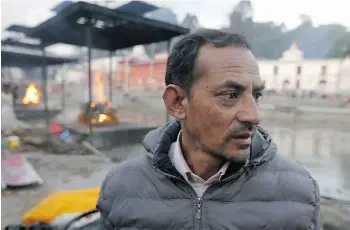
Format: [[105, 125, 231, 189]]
[[79, 72, 119, 125], [22, 83, 41, 104], [98, 114, 108, 123], [94, 72, 106, 104]]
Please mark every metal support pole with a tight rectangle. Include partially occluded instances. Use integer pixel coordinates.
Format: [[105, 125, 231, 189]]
[[166, 41, 171, 122], [109, 50, 113, 102], [122, 53, 130, 108], [41, 46, 49, 137], [148, 43, 155, 88], [124, 55, 129, 95], [61, 67, 66, 121], [86, 25, 93, 137]]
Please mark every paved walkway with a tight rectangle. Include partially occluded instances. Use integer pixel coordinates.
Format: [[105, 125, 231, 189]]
[[1, 151, 115, 227]]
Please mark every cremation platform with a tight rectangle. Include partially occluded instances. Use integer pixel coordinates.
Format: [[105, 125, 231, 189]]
[[67, 121, 157, 150], [14, 106, 62, 122]]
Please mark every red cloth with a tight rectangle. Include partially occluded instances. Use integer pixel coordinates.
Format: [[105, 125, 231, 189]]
[[49, 122, 64, 136]]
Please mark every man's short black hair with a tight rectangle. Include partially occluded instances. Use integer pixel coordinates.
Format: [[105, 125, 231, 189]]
[[165, 28, 251, 96]]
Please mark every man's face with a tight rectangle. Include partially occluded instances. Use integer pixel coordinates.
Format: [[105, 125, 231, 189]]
[[182, 45, 264, 163]]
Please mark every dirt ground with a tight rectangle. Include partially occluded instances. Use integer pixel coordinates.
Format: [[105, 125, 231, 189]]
[[1, 151, 115, 228]]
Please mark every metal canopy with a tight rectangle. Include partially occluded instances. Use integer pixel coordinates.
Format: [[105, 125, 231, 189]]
[[1, 38, 41, 50], [1, 47, 77, 68], [115, 1, 159, 15], [51, 0, 159, 16], [6, 25, 32, 34], [23, 1, 189, 50], [51, 0, 73, 13]]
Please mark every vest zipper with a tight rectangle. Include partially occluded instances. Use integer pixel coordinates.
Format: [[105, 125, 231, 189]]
[[154, 162, 260, 230], [154, 168, 202, 229], [195, 197, 203, 230], [196, 197, 202, 220]]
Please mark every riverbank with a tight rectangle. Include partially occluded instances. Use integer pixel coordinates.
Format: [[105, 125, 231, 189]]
[[117, 92, 350, 126], [259, 104, 350, 126]]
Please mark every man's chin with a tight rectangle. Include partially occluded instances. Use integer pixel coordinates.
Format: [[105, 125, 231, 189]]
[[225, 149, 250, 163], [202, 143, 250, 163]]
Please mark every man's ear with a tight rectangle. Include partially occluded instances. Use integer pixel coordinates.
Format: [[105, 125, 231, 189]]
[[163, 84, 187, 120]]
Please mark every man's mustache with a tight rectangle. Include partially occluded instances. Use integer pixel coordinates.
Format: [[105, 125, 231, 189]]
[[224, 125, 257, 142]]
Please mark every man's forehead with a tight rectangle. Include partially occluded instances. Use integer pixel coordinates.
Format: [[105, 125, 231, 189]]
[[193, 45, 263, 89], [198, 45, 255, 60], [196, 45, 258, 73]]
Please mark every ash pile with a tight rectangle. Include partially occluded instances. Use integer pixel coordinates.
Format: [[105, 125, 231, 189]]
[[2, 123, 96, 156]]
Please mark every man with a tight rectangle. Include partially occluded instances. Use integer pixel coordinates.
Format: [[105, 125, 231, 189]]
[[12, 85, 18, 107], [1, 83, 13, 105], [97, 29, 321, 229]]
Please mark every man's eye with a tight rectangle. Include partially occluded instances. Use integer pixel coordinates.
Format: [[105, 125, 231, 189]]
[[221, 91, 238, 100], [254, 92, 263, 101]]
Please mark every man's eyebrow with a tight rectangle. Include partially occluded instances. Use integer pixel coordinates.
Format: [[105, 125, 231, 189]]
[[253, 83, 265, 92], [218, 80, 265, 92], [218, 80, 246, 91]]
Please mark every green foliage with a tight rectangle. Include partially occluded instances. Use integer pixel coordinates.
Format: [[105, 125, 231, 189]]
[[327, 31, 350, 58]]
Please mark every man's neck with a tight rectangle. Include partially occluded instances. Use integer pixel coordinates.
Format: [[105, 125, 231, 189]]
[[180, 132, 224, 180]]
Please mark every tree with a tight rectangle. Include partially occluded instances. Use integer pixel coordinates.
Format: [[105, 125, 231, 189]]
[[227, 0, 253, 35], [299, 14, 313, 27], [328, 31, 350, 58]]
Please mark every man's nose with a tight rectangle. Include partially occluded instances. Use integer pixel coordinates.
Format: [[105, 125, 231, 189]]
[[236, 95, 261, 125]]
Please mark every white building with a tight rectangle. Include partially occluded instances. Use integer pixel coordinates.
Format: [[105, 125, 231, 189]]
[[259, 43, 350, 95]]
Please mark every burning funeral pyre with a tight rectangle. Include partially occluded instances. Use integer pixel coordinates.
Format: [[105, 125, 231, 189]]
[[22, 83, 41, 105], [78, 71, 119, 126], [78, 101, 119, 126]]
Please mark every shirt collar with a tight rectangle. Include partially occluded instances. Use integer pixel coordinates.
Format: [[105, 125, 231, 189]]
[[170, 130, 230, 184]]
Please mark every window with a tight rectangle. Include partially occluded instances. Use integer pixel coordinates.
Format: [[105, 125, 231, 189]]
[[283, 79, 290, 88], [296, 66, 302, 75], [273, 66, 279, 76], [319, 80, 326, 85], [321, 65, 327, 76]]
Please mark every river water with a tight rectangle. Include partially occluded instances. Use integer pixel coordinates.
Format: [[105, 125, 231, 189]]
[[262, 122, 350, 201]]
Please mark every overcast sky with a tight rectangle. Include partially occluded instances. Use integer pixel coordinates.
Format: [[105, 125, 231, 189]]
[[1, 0, 349, 56], [2, 0, 350, 31]]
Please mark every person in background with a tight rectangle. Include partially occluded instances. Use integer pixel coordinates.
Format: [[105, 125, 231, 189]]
[[97, 29, 321, 230], [1, 83, 13, 105], [12, 85, 18, 107]]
